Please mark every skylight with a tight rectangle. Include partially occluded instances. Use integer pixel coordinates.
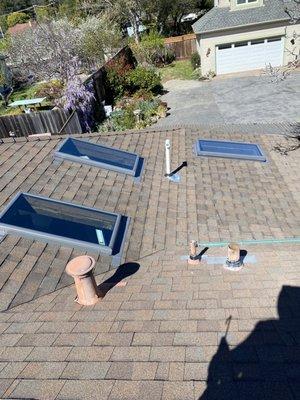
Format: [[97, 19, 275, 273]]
[[0, 193, 129, 266], [194, 139, 266, 162], [54, 138, 144, 181]]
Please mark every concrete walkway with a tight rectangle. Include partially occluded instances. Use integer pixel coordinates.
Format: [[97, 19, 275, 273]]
[[156, 73, 300, 129]]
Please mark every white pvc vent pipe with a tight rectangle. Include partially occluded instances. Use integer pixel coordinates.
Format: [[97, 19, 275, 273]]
[[165, 139, 171, 176], [164, 139, 181, 183]]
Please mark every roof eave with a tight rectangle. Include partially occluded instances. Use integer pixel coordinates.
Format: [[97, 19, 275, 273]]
[[194, 17, 291, 35]]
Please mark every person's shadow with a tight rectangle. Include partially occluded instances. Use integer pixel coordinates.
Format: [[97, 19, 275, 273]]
[[199, 285, 300, 400]]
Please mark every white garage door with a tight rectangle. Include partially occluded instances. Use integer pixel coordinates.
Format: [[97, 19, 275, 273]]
[[216, 37, 284, 75]]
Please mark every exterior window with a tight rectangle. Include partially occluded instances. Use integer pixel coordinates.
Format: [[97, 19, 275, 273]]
[[251, 39, 265, 45], [237, 0, 257, 4], [234, 41, 248, 47], [267, 37, 282, 42], [218, 43, 232, 50]]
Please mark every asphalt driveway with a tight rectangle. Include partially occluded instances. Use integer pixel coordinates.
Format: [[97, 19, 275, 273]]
[[157, 72, 300, 127]]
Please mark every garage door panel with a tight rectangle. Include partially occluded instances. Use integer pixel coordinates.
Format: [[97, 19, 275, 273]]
[[216, 37, 283, 75]]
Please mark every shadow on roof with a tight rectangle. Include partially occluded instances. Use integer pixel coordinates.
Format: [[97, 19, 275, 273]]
[[97, 262, 140, 298], [198, 285, 300, 399]]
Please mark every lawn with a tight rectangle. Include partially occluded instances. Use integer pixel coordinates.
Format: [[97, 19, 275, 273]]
[[0, 83, 45, 116], [158, 59, 198, 82]]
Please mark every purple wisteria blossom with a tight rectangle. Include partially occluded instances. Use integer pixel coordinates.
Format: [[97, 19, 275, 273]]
[[62, 59, 95, 132]]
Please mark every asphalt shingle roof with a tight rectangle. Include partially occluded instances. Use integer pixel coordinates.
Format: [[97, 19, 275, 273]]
[[192, 0, 292, 34], [0, 127, 299, 312], [0, 127, 299, 399]]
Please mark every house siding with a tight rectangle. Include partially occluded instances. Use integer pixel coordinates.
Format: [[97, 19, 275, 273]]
[[197, 21, 300, 75]]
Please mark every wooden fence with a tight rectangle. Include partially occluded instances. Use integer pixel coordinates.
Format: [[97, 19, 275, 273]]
[[0, 46, 134, 139], [90, 46, 136, 109], [0, 108, 82, 139], [164, 33, 197, 60]]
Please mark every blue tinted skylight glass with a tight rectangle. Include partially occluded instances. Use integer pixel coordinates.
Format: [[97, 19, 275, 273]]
[[0, 193, 117, 246], [54, 138, 143, 180], [195, 139, 266, 162], [0, 193, 130, 266]]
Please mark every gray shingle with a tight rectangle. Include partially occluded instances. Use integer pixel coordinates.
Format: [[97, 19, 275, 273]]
[[193, 0, 291, 34]]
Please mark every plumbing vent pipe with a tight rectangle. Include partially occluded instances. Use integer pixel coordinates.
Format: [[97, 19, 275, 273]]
[[165, 139, 171, 176], [66, 255, 99, 306], [224, 243, 243, 270], [165, 139, 180, 183], [188, 240, 201, 265]]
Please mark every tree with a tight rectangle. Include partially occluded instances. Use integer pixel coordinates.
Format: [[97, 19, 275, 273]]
[[283, 0, 300, 23], [0, 15, 8, 33], [6, 15, 122, 81], [7, 11, 30, 27], [268, 1, 300, 154], [146, 0, 213, 36], [96, 0, 152, 43], [5, 19, 80, 82], [0, 1, 32, 15], [35, 5, 52, 22], [263, 0, 299, 83], [94, 0, 211, 42], [79, 15, 122, 64], [58, 0, 79, 19]]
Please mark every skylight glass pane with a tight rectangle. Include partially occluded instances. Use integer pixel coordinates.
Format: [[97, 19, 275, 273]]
[[195, 139, 266, 162], [54, 138, 143, 180], [1, 193, 116, 246], [0, 193, 130, 264]]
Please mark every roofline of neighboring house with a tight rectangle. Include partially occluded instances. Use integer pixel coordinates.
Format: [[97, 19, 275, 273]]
[[193, 16, 291, 35]]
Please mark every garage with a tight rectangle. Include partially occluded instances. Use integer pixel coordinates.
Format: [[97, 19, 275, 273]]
[[216, 37, 284, 75]]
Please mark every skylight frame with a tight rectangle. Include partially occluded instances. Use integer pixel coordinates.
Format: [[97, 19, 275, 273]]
[[0, 192, 130, 265], [194, 139, 267, 162], [54, 137, 143, 182]]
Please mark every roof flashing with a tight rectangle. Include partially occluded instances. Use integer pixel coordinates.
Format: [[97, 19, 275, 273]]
[[0, 192, 130, 266], [54, 137, 144, 182], [194, 139, 267, 162]]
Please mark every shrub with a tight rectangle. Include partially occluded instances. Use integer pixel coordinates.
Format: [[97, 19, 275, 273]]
[[138, 99, 160, 119], [191, 52, 201, 70], [130, 31, 167, 66], [0, 16, 8, 32], [7, 12, 30, 28], [109, 109, 136, 131], [162, 47, 176, 65], [127, 67, 162, 93], [99, 97, 167, 132], [130, 31, 164, 65], [0, 72, 5, 86], [105, 54, 134, 101], [132, 89, 154, 101], [35, 80, 64, 101]]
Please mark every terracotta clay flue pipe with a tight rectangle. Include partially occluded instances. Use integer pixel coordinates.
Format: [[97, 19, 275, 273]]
[[225, 243, 243, 270], [66, 255, 99, 306], [188, 240, 201, 265]]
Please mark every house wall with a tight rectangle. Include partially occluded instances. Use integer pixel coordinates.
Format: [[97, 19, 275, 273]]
[[230, 0, 264, 11], [215, 0, 264, 9], [214, 0, 230, 7], [197, 21, 300, 75]]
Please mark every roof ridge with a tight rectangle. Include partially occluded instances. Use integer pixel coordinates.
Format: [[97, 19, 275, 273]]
[[0, 127, 186, 145]]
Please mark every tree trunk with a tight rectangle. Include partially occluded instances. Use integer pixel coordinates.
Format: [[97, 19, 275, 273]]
[[129, 10, 141, 43], [132, 18, 141, 43]]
